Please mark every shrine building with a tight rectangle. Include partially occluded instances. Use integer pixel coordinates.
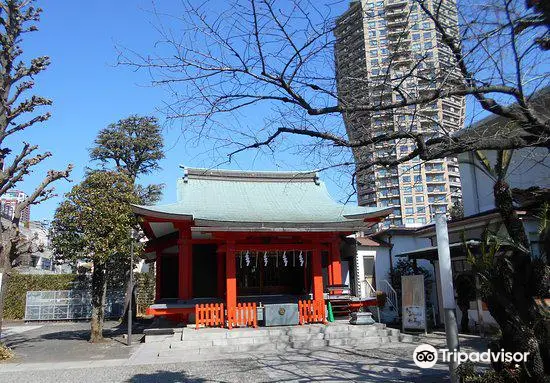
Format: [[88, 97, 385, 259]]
[[134, 167, 391, 328]]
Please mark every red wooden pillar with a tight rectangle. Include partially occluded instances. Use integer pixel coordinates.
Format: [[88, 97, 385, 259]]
[[327, 252, 333, 286], [330, 239, 343, 286], [216, 251, 225, 299], [178, 226, 192, 300], [311, 245, 324, 303], [225, 240, 237, 328], [155, 250, 162, 301]]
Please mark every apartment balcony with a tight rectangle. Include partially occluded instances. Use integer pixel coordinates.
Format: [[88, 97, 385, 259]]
[[388, 39, 411, 49], [425, 167, 445, 173], [386, 0, 408, 8], [426, 178, 446, 184], [387, 28, 408, 37], [387, 18, 408, 28], [386, 7, 407, 18]]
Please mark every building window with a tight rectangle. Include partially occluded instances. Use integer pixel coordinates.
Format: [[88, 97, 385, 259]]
[[416, 195, 425, 203], [406, 218, 415, 225], [424, 41, 433, 49], [403, 186, 412, 194], [402, 175, 411, 183], [405, 207, 414, 215], [405, 196, 413, 204], [417, 206, 426, 213], [414, 185, 424, 192], [418, 217, 427, 224], [413, 34, 420, 41]]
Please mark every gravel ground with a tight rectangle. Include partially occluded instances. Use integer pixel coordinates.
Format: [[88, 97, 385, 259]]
[[0, 322, 490, 382]]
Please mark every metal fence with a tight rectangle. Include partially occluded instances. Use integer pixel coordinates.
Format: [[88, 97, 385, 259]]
[[24, 290, 125, 321]]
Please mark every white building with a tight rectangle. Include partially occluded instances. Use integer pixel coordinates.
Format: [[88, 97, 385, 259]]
[[359, 87, 550, 327]]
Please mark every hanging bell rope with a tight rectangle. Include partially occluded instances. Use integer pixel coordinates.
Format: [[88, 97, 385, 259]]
[[282, 251, 288, 267], [245, 250, 250, 267], [264, 251, 268, 266], [299, 251, 304, 267]]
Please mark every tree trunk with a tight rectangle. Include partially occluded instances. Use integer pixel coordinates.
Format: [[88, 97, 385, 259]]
[[458, 303, 469, 333], [486, 180, 550, 382], [0, 270, 9, 339], [90, 261, 107, 343]]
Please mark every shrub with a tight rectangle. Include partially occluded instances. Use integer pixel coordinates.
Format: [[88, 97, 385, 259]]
[[376, 291, 387, 308], [0, 343, 14, 360]]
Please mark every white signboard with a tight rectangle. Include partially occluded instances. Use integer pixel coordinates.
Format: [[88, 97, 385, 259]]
[[401, 274, 427, 332]]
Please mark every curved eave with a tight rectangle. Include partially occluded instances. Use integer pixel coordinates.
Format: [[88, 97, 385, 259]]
[[132, 205, 193, 221], [133, 205, 391, 228], [343, 207, 393, 220]]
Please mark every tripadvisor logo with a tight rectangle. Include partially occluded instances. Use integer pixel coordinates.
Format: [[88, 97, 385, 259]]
[[413, 344, 529, 368]]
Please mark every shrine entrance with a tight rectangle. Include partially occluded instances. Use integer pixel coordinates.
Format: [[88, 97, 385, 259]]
[[236, 251, 310, 295]]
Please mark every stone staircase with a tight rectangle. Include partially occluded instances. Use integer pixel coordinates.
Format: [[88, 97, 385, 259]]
[[143, 322, 417, 358]]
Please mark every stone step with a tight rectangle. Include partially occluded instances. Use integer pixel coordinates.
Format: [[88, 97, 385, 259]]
[[326, 335, 401, 347]]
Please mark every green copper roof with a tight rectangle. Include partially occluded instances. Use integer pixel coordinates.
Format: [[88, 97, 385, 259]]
[[133, 167, 390, 229]]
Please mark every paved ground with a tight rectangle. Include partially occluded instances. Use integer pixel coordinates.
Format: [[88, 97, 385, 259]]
[[1, 321, 143, 364], [0, 322, 490, 382]]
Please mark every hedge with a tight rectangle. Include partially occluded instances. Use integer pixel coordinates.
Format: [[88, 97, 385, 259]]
[[3, 273, 78, 320], [3, 270, 157, 320]]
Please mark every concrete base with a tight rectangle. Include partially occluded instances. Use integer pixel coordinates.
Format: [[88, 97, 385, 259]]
[[349, 312, 375, 325]]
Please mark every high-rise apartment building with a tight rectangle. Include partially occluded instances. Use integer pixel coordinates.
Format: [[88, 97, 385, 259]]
[[335, 0, 464, 228]]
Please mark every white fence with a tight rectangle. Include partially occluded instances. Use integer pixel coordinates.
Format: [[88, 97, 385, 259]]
[[24, 290, 125, 321]]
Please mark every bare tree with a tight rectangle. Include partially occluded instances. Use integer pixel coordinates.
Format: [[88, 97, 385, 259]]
[[0, 0, 72, 335], [120, 0, 549, 380]]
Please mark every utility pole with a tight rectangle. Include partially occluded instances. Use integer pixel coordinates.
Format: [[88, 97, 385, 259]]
[[435, 213, 459, 383], [127, 229, 134, 346]]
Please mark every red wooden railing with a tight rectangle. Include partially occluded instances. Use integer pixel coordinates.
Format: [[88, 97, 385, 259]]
[[195, 303, 225, 329], [298, 299, 326, 324], [228, 302, 258, 329]]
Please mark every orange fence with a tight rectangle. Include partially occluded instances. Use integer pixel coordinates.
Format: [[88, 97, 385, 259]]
[[228, 302, 258, 329], [195, 303, 225, 329], [298, 299, 326, 324]]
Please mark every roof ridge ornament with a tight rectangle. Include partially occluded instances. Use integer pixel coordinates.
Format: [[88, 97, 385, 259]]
[[180, 165, 189, 183]]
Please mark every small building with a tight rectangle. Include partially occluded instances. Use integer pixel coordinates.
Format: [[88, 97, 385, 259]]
[[368, 87, 550, 330], [134, 168, 391, 327]]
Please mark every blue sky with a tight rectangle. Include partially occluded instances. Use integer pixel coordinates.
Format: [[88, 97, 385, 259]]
[[17, 0, 547, 221], [17, 0, 352, 221]]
